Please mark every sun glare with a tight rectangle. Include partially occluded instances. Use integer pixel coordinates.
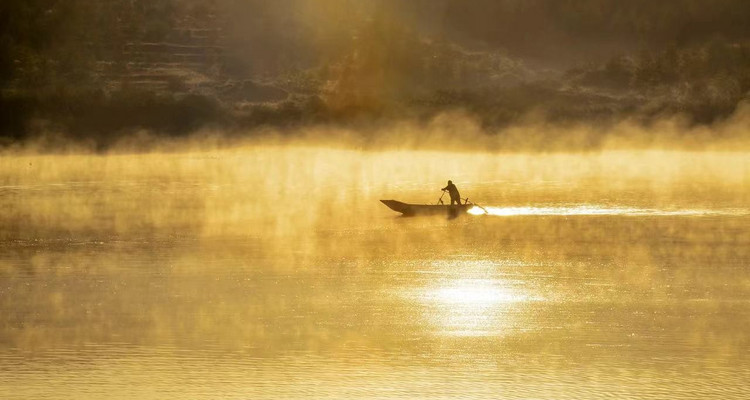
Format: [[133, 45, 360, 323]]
[[431, 279, 526, 306], [421, 277, 531, 337]]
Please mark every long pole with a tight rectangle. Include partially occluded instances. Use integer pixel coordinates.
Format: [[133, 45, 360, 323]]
[[437, 190, 446, 205]]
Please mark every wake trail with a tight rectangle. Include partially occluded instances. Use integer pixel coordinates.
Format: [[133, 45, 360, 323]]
[[468, 205, 750, 217]]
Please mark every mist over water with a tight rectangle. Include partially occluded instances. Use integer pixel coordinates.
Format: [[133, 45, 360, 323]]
[[0, 144, 748, 399], [3, 0, 750, 397]]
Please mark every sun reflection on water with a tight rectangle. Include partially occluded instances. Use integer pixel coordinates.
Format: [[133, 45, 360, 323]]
[[417, 260, 540, 337], [430, 279, 527, 306]]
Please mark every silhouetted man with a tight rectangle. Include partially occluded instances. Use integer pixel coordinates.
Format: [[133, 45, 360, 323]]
[[441, 180, 461, 205]]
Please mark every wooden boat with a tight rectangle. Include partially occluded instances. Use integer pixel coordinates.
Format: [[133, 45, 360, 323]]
[[380, 199, 473, 217]]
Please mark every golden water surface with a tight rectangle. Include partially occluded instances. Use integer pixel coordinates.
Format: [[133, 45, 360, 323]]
[[1, 147, 748, 399]]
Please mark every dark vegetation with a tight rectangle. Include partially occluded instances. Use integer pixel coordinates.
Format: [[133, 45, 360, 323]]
[[2, 0, 750, 148]]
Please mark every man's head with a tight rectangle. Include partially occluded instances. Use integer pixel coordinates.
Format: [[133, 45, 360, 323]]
[[448, 180, 452, 185]]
